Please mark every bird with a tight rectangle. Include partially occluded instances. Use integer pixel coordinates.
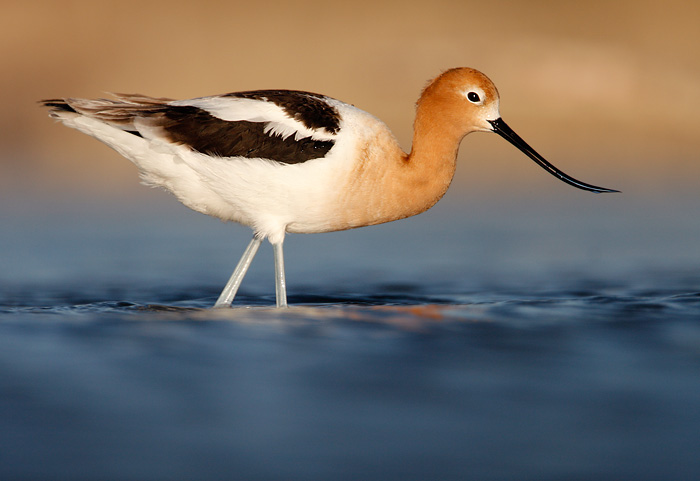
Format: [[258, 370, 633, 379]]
[[41, 67, 617, 308]]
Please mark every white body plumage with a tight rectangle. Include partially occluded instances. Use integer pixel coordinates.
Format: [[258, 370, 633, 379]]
[[51, 94, 394, 245]]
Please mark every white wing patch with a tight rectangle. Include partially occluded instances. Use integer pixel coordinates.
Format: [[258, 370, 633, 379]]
[[171, 96, 338, 142]]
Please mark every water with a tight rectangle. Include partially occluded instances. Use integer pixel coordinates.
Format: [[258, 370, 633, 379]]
[[1, 192, 700, 480]]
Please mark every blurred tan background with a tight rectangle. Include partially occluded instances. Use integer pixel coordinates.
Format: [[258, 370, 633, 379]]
[[1, 0, 698, 201]]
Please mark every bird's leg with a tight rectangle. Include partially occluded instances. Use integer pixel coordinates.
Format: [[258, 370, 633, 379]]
[[272, 241, 288, 308], [213, 235, 262, 308]]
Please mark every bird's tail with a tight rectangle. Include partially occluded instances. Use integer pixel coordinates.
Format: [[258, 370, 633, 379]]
[[39, 94, 174, 129]]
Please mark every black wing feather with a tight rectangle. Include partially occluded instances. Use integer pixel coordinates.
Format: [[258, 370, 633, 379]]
[[161, 105, 335, 164]]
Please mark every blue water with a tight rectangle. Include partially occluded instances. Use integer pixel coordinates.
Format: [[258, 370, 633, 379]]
[[1, 191, 700, 480]]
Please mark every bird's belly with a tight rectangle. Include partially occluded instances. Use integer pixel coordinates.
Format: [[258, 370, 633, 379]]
[[168, 152, 354, 238]]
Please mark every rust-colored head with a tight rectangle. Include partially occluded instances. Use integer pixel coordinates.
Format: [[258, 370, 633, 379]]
[[417, 67, 502, 135]]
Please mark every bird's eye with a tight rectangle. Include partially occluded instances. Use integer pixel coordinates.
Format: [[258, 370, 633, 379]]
[[467, 92, 481, 103]]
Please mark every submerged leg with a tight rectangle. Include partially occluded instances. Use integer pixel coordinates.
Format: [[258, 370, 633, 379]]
[[214, 236, 262, 308], [272, 241, 288, 308]]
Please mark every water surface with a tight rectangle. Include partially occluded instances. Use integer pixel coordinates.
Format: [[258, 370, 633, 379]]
[[1, 193, 699, 480]]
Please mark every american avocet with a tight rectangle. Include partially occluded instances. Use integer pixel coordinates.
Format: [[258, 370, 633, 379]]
[[41, 68, 617, 308]]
